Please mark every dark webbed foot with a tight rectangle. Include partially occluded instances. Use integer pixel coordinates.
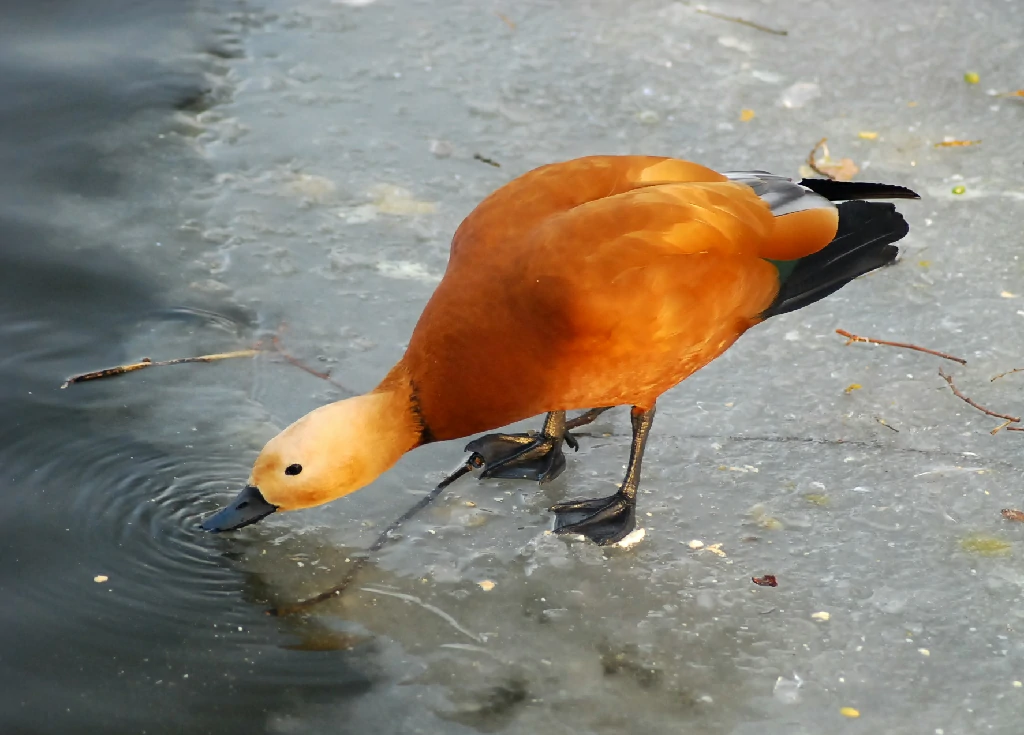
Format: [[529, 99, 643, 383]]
[[465, 430, 568, 482], [465, 408, 611, 484], [548, 404, 656, 546], [550, 492, 636, 545]]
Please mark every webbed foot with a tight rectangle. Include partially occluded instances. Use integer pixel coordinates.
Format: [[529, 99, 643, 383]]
[[465, 430, 570, 483], [547, 404, 656, 546], [465, 408, 610, 484], [549, 492, 636, 545]]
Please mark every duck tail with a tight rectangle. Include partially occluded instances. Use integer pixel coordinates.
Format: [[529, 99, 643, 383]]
[[761, 199, 910, 319], [797, 178, 920, 201]]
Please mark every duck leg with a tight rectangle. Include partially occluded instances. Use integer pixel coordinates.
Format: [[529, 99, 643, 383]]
[[549, 404, 656, 545], [465, 407, 611, 483]]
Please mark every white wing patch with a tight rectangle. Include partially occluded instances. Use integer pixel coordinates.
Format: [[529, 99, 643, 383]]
[[723, 171, 834, 217]]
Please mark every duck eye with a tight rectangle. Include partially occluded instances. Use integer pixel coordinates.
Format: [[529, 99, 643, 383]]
[[284, 464, 303, 476]]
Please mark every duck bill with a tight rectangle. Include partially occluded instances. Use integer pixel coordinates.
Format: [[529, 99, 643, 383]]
[[201, 485, 277, 532]]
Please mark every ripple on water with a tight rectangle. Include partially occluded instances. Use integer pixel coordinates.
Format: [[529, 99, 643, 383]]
[[4, 427, 263, 644]]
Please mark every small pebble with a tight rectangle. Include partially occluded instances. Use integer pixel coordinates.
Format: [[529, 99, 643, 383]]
[[688, 539, 704, 549]]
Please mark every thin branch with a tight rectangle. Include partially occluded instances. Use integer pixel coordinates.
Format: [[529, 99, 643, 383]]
[[473, 153, 501, 168], [269, 454, 483, 616], [990, 419, 1015, 435], [694, 7, 788, 35], [61, 350, 258, 388], [494, 11, 516, 31], [991, 367, 1024, 382], [62, 331, 353, 394], [937, 368, 1021, 431], [836, 329, 967, 365], [874, 417, 899, 432], [807, 138, 833, 179], [565, 406, 613, 430]]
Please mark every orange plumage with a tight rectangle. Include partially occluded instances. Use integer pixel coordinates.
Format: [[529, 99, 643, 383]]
[[400, 156, 835, 439], [203, 155, 917, 544]]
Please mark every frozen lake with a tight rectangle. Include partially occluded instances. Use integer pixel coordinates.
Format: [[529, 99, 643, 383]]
[[3, 1, 1023, 733]]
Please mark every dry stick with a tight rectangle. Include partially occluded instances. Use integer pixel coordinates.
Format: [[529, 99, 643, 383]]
[[937, 367, 1021, 434], [694, 7, 788, 36], [807, 138, 834, 180], [473, 153, 501, 168], [61, 350, 259, 389], [565, 406, 612, 430], [62, 335, 353, 394], [874, 417, 899, 433], [835, 329, 967, 365], [991, 367, 1024, 382], [494, 10, 516, 31], [269, 454, 484, 617]]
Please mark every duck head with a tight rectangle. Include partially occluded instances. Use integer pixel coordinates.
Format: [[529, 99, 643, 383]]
[[201, 389, 421, 532]]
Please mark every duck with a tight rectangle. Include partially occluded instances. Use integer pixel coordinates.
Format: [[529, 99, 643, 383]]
[[201, 155, 918, 544]]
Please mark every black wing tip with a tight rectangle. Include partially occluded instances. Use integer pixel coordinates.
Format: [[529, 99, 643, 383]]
[[761, 201, 908, 319], [799, 178, 921, 201]]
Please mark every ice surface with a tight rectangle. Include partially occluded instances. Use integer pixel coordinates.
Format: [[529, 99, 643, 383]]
[[175, 0, 1024, 732]]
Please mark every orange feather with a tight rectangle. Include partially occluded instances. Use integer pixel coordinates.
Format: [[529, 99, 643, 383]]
[[398, 156, 837, 439]]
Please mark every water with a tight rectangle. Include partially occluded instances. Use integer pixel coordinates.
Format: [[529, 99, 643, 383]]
[[0, 2, 372, 733], [4, 0, 1024, 733]]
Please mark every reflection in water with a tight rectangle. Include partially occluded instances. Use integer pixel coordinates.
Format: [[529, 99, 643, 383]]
[[0, 2, 380, 734], [236, 523, 756, 735], [0, 282, 383, 733]]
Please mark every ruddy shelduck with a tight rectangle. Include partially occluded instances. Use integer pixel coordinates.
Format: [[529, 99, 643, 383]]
[[202, 156, 918, 544]]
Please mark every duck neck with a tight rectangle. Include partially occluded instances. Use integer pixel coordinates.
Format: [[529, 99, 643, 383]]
[[371, 361, 433, 453]]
